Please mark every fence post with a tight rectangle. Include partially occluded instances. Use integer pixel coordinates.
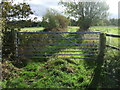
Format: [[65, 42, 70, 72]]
[[97, 33, 106, 64], [88, 33, 106, 88], [15, 31, 18, 57], [9, 29, 17, 60]]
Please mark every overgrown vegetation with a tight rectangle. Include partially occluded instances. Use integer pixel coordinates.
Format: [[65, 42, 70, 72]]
[[1, 27, 99, 88], [41, 9, 70, 32], [1, 0, 120, 89], [1, 58, 95, 88], [95, 49, 120, 88], [1, 26, 120, 89], [1, 1, 33, 60]]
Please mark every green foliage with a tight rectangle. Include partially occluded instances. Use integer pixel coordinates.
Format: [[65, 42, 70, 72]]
[[41, 9, 70, 31], [2, 58, 95, 88], [59, 1, 109, 31], [1, 1, 33, 31], [56, 14, 70, 28], [98, 49, 120, 88], [92, 18, 119, 26], [1, 1, 33, 59], [69, 19, 78, 26], [89, 26, 120, 88], [109, 18, 118, 26], [92, 19, 110, 26], [41, 9, 59, 29]]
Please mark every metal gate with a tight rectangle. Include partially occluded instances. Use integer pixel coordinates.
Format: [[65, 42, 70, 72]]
[[16, 32, 100, 60]]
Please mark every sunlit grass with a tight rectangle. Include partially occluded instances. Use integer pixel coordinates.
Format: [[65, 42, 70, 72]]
[[90, 26, 119, 47], [90, 26, 119, 34], [67, 26, 79, 32], [21, 26, 119, 34], [20, 27, 44, 32]]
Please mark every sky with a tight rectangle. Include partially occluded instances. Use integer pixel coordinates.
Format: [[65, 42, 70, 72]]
[[1, 0, 120, 20], [106, 0, 119, 18], [28, 0, 119, 20]]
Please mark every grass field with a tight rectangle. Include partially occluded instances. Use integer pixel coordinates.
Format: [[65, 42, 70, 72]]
[[90, 26, 119, 47], [21, 27, 45, 32], [90, 26, 119, 34], [21, 26, 119, 34]]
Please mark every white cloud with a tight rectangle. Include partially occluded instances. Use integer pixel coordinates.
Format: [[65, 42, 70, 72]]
[[1, 0, 118, 19], [28, 0, 59, 5], [106, 0, 119, 18], [28, 0, 119, 19]]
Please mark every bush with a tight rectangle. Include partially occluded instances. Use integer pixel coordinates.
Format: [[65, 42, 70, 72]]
[[41, 9, 70, 32]]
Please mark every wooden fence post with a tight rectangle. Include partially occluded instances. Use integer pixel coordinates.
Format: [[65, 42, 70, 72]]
[[97, 33, 106, 64], [88, 33, 106, 88], [15, 31, 18, 57], [9, 29, 17, 60]]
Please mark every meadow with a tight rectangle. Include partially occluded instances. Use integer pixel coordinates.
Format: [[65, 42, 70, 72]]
[[1, 26, 120, 88], [21, 26, 119, 34], [90, 26, 119, 47]]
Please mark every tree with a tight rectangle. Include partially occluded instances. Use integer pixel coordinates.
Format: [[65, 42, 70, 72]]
[[1, 1, 33, 31], [41, 9, 70, 31], [69, 19, 77, 26], [56, 14, 70, 28], [109, 18, 118, 26], [59, 1, 109, 31], [41, 9, 59, 29], [92, 19, 110, 26], [1, 1, 33, 59]]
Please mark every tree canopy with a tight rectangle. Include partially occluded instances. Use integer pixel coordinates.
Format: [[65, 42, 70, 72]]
[[59, 0, 109, 31], [1, 1, 33, 32], [0, 1, 34, 59]]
